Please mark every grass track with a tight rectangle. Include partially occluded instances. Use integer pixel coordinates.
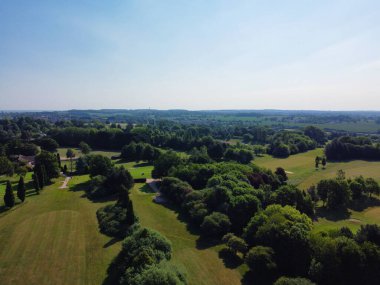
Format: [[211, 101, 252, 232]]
[[0, 175, 120, 285], [130, 184, 243, 285]]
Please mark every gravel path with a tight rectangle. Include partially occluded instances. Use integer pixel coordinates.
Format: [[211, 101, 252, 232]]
[[59, 176, 71, 189]]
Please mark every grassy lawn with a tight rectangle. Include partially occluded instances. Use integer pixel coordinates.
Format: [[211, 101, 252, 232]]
[[0, 172, 34, 207], [254, 148, 380, 189], [130, 184, 244, 285], [254, 149, 380, 232], [115, 161, 153, 179], [0, 175, 120, 285]]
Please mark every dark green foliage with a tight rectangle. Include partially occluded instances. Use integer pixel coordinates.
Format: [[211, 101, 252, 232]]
[[224, 148, 254, 164], [4, 180, 15, 208], [245, 246, 277, 280], [152, 151, 182, 178], [355, 224, 380, 246], [88, 166, 133, 199], [32, 173, 40, 194], [304, 126, 327, 145], [269, 185, 315, 216], [35, 150, 60, 181], [222, 233, 248, 255], [200, 212, 231, 237], [269, 131, 316, 158], [108, 226, 185, 285], [127, 263, 187, 285], [317, 178, 351, 210], [0, 156, 14, 176], [243, 205, 313, 276], [87, 154, 113, 177], [274, 276, 315, 285], [56, 153, 61, 168], [275, 167, 288, 184], [97, 203, 136, 238], [160, 177, 193, 204], [121, 142, 160, 162], [17, 176, 25, 202], [189, 147, 212, 164], [309, 235, 368, 285], [79, 141, 91, 154], [36, 137, 59, 151], [325, 136, 380, 161]]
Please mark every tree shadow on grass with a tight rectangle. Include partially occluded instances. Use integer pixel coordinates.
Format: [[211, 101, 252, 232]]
[[140, 184, 155, 193], [241, 271, 274, 285], [315, 206, 351, 221], [195, 236, 222, 250], [218, 248, 243, 269], [69, 180, 91, 192], [103, 237, 122, 248], [158, 200, 202, 236], [349, 196, 380, 212]]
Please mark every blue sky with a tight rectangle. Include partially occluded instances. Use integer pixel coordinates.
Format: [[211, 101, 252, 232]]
[[0, 0, 379, 110]]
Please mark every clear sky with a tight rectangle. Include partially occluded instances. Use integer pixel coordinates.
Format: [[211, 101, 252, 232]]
[[0, 0, 379, 110]]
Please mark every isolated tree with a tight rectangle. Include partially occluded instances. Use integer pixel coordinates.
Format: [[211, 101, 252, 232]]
[[315, 156, 320, 169], [32, 173, 40, 194], [317, 179, 329, 206], [275, 167, 288, 184], [63, 164, 68, 174], [79, 141, 91, 154], [34, 165, 44, 189], [66, 148, 76, 175], [17, 176, 26, 202], [56, 153, 61, 168], [4, 180, 15, 208], [321, 157, 327, 169]]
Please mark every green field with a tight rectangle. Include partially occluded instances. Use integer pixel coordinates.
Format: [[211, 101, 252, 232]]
[[130, 184, 244, 285], [57, 147, 120, 159], [254, 149, 380, 233], [254, 148, 380, 189], [0, 172, 34, 207], [0, 175, 121, 285], [115, 161, 153, 179]]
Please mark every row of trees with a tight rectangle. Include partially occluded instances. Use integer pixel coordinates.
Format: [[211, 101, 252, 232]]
[[325, 136, 380, 161], [268, 131, 317, 158], [315, 171, 380, 210]]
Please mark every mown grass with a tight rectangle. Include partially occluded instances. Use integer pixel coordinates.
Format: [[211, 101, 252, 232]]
[[254, 148, 380, 189], [130, 184, 244, 285], [254, 149, 380, 232], [0, 175, 121, 285], [115, 161, 153, 179]]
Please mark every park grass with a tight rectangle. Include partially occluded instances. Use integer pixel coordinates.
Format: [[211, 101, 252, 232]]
[[115, 161, 153, 179], [0, 172, 34, 207], [254, 148, 380, 189], [130, 184, 244, 285], [0, 175, 121, 285], [254, 149, 380, 232]]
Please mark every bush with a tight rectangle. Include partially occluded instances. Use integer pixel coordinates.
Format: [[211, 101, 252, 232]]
[[274, 277, 315, 285], [245, 246, 277, 279], [200, 212, 231, 237]]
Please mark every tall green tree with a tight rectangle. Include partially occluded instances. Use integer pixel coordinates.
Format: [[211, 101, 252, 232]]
[[4, 180, 15, 208], [32, 173, 40, 194], [17, 176, 26, 202], [66, 148, 76, 175]]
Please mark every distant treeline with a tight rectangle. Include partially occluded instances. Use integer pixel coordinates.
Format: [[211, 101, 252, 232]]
[[325, 136, 380, 161]]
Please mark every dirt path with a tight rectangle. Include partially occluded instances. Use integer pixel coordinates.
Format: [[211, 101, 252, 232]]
[[59, 176, 71, 189]]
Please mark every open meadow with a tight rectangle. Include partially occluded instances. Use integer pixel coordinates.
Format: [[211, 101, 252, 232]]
[[254, 149, 380, 233], [130, 184, 244, 285], [0, 175, 121, 285], [254, 148, 380, 189]]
